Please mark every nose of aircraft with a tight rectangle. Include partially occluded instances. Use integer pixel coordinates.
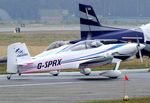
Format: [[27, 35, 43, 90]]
[[138, 44, 145, 50]]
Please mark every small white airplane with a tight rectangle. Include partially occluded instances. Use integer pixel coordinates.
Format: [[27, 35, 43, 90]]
[[6, 40, 145, 79]]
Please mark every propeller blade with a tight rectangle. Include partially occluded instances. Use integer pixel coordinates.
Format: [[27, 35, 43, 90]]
[[138, 45, 143, 62], [136, 38, 143, 62]]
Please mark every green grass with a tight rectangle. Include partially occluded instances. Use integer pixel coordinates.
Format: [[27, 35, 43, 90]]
[[80, 96, 150, 103], [0, 30, 80, 46], [0, 64, 6, 74]]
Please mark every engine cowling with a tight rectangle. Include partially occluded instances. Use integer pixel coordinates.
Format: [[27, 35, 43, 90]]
[[100, 70, 121, 78], [49, 70, 60, 76], [80, 68, 91, 76]]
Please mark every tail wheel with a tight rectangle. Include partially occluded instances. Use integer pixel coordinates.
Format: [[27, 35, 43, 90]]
[[19, 73, 21, 76], [7, 74, 11, 80]]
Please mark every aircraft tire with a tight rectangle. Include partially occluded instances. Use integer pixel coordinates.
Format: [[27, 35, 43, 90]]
[[52, 74, 59, 76], [109, 76, 118, 79], [7, 75, 11, 80], [19, 73, 21, 76]]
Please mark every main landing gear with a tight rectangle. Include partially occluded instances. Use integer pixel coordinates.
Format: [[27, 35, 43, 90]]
[[99, 58, 122, 78], [49, 70, 60, 76], [80, 68, 91, 76], [7, 73, 21, 80]]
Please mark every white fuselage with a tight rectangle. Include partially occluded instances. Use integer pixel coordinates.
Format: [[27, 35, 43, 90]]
[[20, 42, 144, 73]]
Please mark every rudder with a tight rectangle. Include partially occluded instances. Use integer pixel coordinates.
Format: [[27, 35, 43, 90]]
[[7, 42, 31, 74], [79, 3, 101, 40]]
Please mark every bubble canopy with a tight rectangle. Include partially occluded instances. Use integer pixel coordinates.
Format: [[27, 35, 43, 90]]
[[63, 40, 103, 51]]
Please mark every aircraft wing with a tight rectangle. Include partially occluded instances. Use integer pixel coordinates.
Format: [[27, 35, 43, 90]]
[[79, 55, 113, 68]]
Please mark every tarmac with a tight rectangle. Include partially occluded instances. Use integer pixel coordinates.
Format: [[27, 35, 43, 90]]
[[0, 69, 149, 103]]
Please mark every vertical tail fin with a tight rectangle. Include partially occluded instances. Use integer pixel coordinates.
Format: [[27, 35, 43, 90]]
[[7, 42, 31, 74], [79, 3, 101, 39], [79, 4, 129, 42]]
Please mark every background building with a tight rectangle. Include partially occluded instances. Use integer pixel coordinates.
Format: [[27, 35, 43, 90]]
[[0, 0, 149, 24]]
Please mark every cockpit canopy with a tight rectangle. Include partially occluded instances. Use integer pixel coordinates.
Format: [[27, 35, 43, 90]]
[[63, 40, 103, 51]]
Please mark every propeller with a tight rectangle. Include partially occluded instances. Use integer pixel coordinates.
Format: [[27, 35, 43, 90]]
[[136, 37, 143, 62]]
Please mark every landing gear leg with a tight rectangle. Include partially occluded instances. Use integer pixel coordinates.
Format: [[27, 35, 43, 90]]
[[111, 58, 122, 79], [99, 58, 122, 78], [7, 74, 12, 80], [112, 58, 121, 71]]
